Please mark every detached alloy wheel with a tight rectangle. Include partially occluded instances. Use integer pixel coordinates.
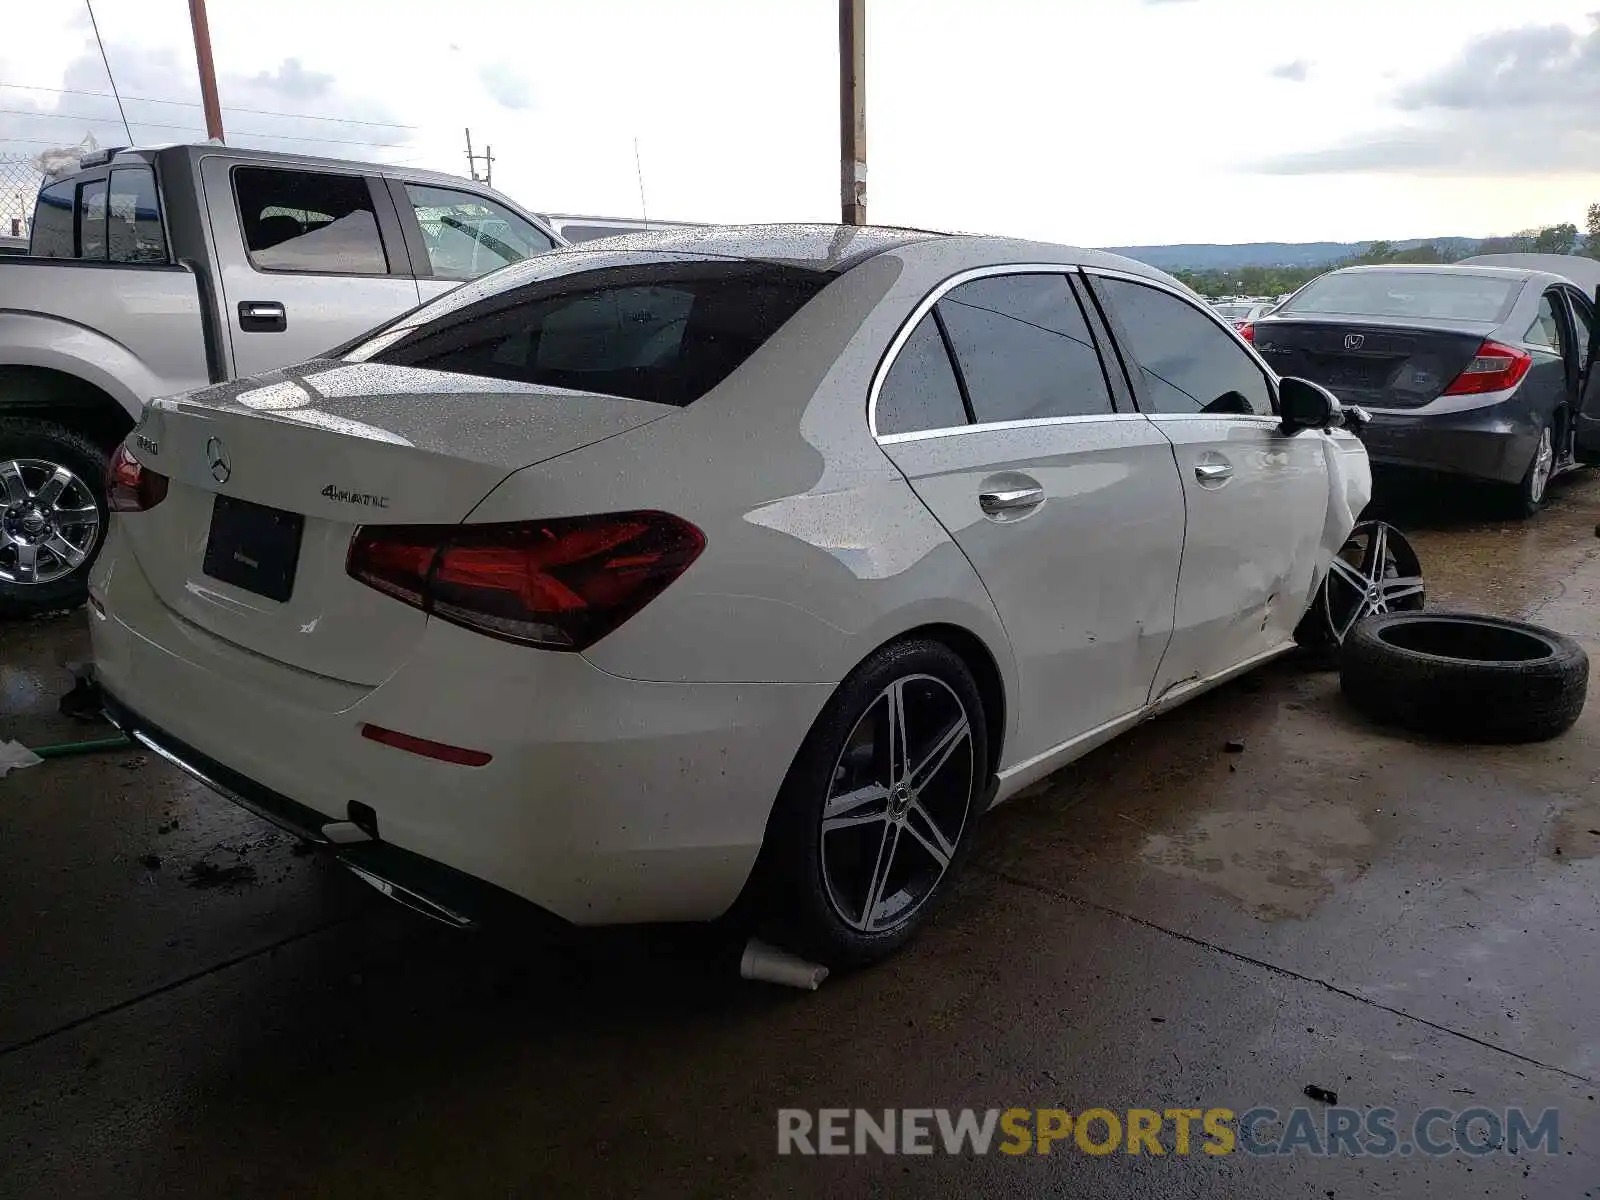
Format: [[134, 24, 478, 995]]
[[0, 418, 109, 618], [1301, 520, 1425, 647], [760, 639, 989, 967]]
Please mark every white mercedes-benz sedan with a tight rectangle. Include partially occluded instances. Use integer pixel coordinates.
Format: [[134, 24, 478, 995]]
[[89, 225, 1370, 965]]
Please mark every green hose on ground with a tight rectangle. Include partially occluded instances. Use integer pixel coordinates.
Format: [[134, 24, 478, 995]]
[[30, 735, 133, 758]]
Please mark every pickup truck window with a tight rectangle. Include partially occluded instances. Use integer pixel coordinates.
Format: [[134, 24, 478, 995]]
[[402, 184, 556, 280], [79, 179, 108, 259], [233, 166, 389, 276], [30, 180, 75, 257], [108, 166, 167, 264]]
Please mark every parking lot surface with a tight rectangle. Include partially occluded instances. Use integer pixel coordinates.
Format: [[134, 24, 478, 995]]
[[3, 474, 1598, 1198]]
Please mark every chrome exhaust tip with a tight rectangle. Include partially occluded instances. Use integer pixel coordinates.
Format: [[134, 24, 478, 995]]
[[339, 860, 477, 929]]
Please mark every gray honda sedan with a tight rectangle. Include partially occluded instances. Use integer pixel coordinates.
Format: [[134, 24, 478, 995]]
[[1247, 261, 1598, 517]]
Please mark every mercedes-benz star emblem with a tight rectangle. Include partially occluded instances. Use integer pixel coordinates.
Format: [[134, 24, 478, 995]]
[[1344, 333, 1366, 351], [206, 436, 231, 484]]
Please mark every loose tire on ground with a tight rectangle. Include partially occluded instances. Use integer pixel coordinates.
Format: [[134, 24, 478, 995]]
[[0, 417, 110, 619], [753, 638, 990, 968], [1341, 611, 1587, 743]]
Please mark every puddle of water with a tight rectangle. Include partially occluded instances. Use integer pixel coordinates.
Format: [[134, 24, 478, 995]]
[[0, 667, 52, 716], [1140, 800, 1374, 918]]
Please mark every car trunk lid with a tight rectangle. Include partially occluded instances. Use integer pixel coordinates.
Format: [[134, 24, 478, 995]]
[[1253, 316, 1496, 410], [120, 361, 671, 684]]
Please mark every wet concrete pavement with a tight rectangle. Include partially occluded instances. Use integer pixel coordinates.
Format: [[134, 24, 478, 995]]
[[3, 473, 1599, 1198]]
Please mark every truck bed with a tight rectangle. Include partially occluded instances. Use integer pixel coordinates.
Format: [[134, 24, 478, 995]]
[[0, 258, 213, 409]]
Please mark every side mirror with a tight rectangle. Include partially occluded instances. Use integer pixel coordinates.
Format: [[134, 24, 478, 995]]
[[1278, 376, 1341, 435]]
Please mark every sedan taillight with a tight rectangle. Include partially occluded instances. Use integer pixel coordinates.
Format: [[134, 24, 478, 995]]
[[106, 443, 169, 512], [1238, 321, 1256, 344], [1442, 340, 1532, 397], [346, 511, 706, 651]]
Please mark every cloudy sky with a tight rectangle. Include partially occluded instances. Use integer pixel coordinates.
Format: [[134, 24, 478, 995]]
[[5, 0, 1600, 246]]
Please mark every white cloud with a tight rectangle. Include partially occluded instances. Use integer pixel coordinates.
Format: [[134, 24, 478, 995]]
[[4, 0, 1600, 245], [1260, 18, 1600, 177], [479, 63, 533, 111]]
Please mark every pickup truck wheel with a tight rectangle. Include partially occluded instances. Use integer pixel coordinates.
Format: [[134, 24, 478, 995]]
[[0, 418, 108, 618]]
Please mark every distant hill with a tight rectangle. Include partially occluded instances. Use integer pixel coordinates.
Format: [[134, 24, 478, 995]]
[[1103, 238, 1484, 271]]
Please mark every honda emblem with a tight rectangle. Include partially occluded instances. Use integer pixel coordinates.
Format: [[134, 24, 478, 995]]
[[1344, 333, 1366, 351]]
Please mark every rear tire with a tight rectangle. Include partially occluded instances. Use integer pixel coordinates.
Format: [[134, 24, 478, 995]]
[[755, 639, 989, 968], [1507, 417, 1554, 520], [0, 417, 109, 619]]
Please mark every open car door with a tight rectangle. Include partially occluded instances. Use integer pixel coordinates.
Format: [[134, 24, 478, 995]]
[[1574, 286, 1600, 463]]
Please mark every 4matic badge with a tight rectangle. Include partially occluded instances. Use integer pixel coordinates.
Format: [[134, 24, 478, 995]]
[[321, 484, 390, 509]]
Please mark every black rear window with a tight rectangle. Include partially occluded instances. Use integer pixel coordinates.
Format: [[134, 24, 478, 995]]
[[1281, 270, 1520, 323], [346, 260, 828, 406]]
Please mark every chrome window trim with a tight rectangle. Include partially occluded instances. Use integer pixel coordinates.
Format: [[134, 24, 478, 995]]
[[868, 261, 1122, 441], [878, 411, 1150, 446]]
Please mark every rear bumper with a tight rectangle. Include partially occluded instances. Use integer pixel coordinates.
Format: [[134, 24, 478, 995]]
[[1356, 394, 1536, 485], [101, 690, 515, 928], [88, 524, 833, 925]]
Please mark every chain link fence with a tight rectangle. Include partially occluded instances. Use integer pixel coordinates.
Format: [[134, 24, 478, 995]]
[[1, 154, 44, 242]]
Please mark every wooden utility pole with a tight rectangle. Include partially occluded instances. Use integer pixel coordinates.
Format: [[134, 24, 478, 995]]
[[188, 0, 225, 142], [465, 129, 494, 185], [839, 0, 866, 225]]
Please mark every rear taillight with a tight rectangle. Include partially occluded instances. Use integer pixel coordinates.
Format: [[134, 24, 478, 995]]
[[1238, 322, 1255, 343], [106, 443, 169, 512], [1442, 340, 1532, 397], [346, 511, 705, 651]]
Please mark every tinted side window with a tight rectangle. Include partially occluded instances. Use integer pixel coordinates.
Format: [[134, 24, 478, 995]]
[[403, 184, 556, 280], [78, 179, 107, 260], [1096, 277, 1274, 416], [876, 313, 968, 435], [936, 273, 1113, 422], [30, 180, 75, 258], [1526, 292, 1563, 353], [233, 167, 388, 275], [108, 166, 167, 264], [351, 261, 826, 407]]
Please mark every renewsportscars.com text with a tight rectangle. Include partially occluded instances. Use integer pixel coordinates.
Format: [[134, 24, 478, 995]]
[[777, 1106, 1560, 1158]]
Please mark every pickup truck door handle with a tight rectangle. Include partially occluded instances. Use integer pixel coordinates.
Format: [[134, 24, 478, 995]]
[[1194, 461, 1233, 483], [979, 486, 1045, 515], [238, 301, 286, 333]]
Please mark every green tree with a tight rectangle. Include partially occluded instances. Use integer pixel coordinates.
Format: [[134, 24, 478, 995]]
[[1390, 243, 1443, 264], [1586, 203, 1600, 259], [1476, 234, 1534, 254], [1532, 223, 1579, 255]]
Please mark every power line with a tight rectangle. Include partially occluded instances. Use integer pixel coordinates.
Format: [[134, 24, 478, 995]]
[[0, 107, 413, 150], [83, 0, 132, 145], [0, 80, 417, 130]]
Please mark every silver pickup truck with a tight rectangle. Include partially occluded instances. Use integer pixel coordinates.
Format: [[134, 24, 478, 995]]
[[0, 143, 561, 616]]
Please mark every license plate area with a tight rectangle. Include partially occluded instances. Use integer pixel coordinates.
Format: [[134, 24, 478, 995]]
[[1306, 355, 1388, 389], [202, 495, 304, 602]]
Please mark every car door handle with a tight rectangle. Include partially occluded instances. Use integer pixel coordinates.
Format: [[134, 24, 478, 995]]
[[238, 301, 286, 332], [979, 487, 1045, 514], [1194, 462, 1233, 482]]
